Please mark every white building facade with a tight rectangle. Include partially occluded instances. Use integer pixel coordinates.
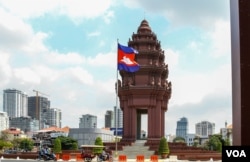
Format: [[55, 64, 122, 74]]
[[44, 108, 62, 128], [3, 89, 28, 118], [185, 133, 196, 146], [79, 114, 97, 128], [195, 121, 215, 137], [0, 111, 9, 131], [69, 128, 114, 146], [114, 107, 123, 128]]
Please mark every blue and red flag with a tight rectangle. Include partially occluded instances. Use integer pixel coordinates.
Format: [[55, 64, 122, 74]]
[[117, 43, 140, 72]]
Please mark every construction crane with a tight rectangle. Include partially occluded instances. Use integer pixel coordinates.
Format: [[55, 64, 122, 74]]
[[33, 90, 49, 123]]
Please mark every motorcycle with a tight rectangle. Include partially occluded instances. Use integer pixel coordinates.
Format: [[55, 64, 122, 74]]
[[97, 153, 112, 162], [44, 153, 57, 161], [80, 145, 105, 162], [38, 152, 57, 161]]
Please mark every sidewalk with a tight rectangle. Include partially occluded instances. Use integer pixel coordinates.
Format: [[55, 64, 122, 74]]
[[121, 160, 221, 162], [56, 159, 221, 162], [110, 156, 221, 162], [55, 155, 221, 162]]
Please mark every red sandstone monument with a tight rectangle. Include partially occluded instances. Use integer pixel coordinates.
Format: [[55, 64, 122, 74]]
[[117, 19, 172, 145], [106, 19, 221, 161]]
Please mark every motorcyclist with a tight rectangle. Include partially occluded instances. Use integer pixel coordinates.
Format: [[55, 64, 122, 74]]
[[38, 145, 57, 161], [99, 148, 109, 161]]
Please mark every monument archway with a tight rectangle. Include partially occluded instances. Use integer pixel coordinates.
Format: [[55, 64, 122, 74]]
[[117, 19, 172, 145], [136, 109, 147, 139]]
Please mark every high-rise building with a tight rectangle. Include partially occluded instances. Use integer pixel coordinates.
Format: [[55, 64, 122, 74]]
[[0, 111, 9, 131], [28, 96, 50, 129], [28, 96, 50, 119], [43, 108, 62, 128], [114, 106, 123, 128], [9, 116, 39, 133], [195, 121, 215, 137], [79, 114, 97, 128], [3, 89, 28, 118], [176, 117, 188, 140], [117, 108, 123, 128], [105, 110, 114, 128]]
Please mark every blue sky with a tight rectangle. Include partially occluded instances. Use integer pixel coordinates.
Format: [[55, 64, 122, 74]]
[[0, 0, 232, 135]]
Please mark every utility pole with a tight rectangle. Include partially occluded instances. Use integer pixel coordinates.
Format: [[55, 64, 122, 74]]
[[33, 90, 49, 129]]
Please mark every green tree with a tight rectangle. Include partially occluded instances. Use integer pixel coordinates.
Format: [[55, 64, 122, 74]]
[[205, 135, 222, 152], [94, 137, 103, 154], [57, 136, 78, 150], [158, 137, 170, 158], [71, 142, 78, 150], [193, 136, 201, 146], [0, 140, 13, 150], [53, 138, 62, 154], [20, 138, 34, 151], [224, 138, 231, 146], [214, 134, 230, 147], [12, 138, 22, 150], [192, 141, 199, 147]]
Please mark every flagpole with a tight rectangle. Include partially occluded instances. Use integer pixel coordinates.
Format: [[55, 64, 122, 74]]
[[115, 39, 119, 158]]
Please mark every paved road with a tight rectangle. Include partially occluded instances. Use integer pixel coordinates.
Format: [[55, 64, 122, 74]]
[[0, 160, 38, 162], [0, 160, 57, 162]]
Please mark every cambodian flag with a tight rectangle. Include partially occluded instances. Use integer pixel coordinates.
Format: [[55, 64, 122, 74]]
[[117, 43, 140, 72]]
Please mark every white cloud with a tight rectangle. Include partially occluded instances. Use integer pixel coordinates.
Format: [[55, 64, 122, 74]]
[[170, 62, 231, 106], [209, 20, 231, 58], [33, 65, 61, 83], [67, 67, 94, 85], [0, 0, 114, 23], [186, 41, 202, 54], [13, 67, 41, 85], [21, 32, 48, 54], [123, 0, 229, 30], [164, 48, 179, 69], [96, 79, 117, 94], [0, 7, 48, 55], [0, 52, 12, 85], [46, 51, 85, 65], [45, 50, 116, 68], [87, 52, 116, 68], [211, 63, 232, 94]]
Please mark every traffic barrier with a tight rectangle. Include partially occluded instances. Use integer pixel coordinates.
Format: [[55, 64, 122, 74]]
[[55, 154, 60, 160], [150, 155, 158, 162], [136, 155, 144, 162], [118, 154, 127, 162], [62, 154, 70, 161], [76, 154, 83, 161]]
